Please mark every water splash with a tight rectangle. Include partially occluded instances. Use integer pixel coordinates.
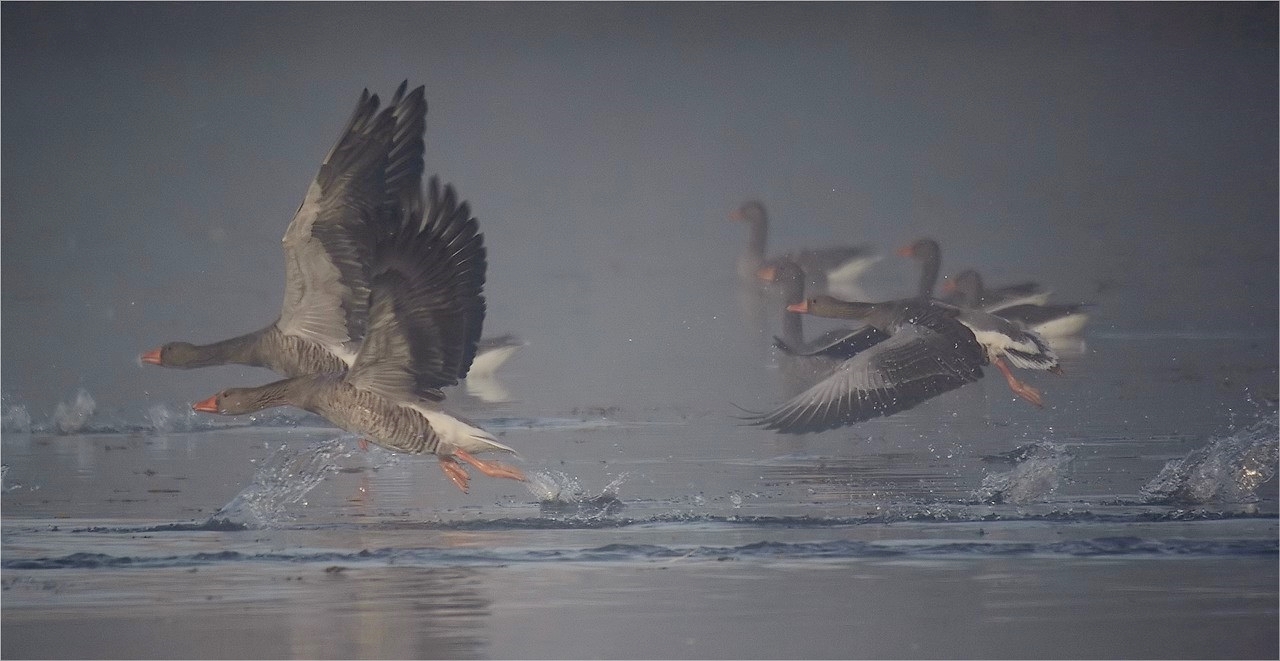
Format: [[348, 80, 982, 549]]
[[1141, 413, 1279, 504], [527, 470, 627, 519], [145, 403, 202, 434], [51, 389, 96, 434], [211, 439, 349, 527], [2, 397, 32, 433], [974, 442, 1074, 505]]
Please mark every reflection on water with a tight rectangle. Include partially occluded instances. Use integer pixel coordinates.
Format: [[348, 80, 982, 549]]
[[2, 3, 1276, 658], [2, 564, 492, 660], [282, 566, 490, 660]]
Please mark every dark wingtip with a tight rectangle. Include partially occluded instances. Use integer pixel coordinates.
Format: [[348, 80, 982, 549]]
[[728, 401, 770, 423]]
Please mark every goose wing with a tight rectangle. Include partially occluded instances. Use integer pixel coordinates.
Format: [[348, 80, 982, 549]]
[[345, 178, 487, 402], [773, 326, 890, 360], [750, 310, 985, 434], [277, 83, 427, 365]]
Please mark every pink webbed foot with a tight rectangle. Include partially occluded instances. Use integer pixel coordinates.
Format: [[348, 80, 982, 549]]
[[438, 456, 471, 493], [452, 449, 527, 483]]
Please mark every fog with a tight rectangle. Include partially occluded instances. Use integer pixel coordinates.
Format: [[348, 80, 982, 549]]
[[3, 2, 1276, 418]]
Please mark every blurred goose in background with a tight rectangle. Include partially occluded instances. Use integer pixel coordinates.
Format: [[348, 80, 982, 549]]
[[193, 184, 524, 493], [898, 237, 1061, 405], [943, 270, 1091, 338], [938, 268, 1050, 313], [745, 295, 987, 434], [140, 83, 518, 382], [897, 240, 1049, 310], [463, 333, 526, 403], [731, 200, 879, 299], [758, 260, 882, 388], [470, 334, 525, 377]]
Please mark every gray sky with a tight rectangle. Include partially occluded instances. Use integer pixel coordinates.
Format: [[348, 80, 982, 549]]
[[3, 3, 1276, 418]]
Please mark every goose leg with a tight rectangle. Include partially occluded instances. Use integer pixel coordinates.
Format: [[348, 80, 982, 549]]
[[438, 456, 472, 493], [452, 449, 527, 483], [993, 356, 1044, 408], [358, 438, 371, 452]]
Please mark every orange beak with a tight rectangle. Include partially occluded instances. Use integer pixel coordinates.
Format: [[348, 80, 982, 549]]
[[755, 265, 777, 281], [192, 395, 220, 414], [786, 301, 810, 313], [140, 347, 163, 365], [895, 244, 914, 258]]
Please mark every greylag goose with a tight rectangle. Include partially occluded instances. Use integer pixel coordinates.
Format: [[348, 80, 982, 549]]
[[897, 240, 1049, 311], [943, 270, 1090, 337], [141, 84, 516, 381], [143, 83, 425, 377], [745, 295, 987, 433], [898, 238, 1060, 405], [462, 334, 526, 403], [938, 268, 1050, 313], [193, 185, 524, 493], [469, 334, 525, 377], [731, 200, 878, 299], [759, 260, 886, 384]]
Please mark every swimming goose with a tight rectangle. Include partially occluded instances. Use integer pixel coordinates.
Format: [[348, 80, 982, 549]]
[[898, 238, 1060, 405], [938, 268, 1051, 313], [759, 260, 886, 384], [193, 187, 524, 493], [746, 295, 987, 434], [141, 84, 516, 380], [943, 270, 1090, 337], [731, 200, 878, 298], [897, 240, 1049, 311]]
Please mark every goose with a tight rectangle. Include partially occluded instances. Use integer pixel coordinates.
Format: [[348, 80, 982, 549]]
[[143, 83, 424, 377], [745, 295, 987, 434], [937, 268, 1049, 312], [943, 270, 1090, 338], [896, 241, 1049, 311], [731, 200, 878, 299], [469, 334, 526, 377], [140, 84, 516, 381], [898, 238, 1060, 405], [758, 260, 885, 385], [462, 334, 526, 403], [192, 185, 524, 493]]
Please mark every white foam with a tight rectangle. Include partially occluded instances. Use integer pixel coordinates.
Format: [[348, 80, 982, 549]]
[[974, 442, 1074, 505], [1141, 413, 1279, 504], [52, 389, 96, 434]]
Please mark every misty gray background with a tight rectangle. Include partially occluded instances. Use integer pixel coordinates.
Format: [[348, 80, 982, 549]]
[[3, 2, 1277, 419]]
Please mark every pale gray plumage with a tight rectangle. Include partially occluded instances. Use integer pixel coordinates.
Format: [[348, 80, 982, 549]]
[[195, 179, 513, 468], [145, 82, 428, 376]]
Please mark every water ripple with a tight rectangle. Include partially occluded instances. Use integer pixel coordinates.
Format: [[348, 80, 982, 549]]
[[7, 535, 1275, 571]]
